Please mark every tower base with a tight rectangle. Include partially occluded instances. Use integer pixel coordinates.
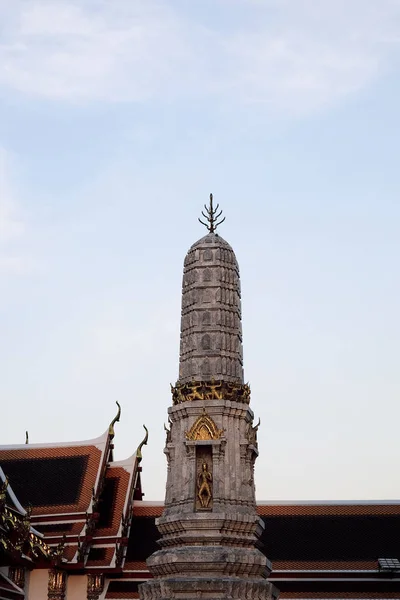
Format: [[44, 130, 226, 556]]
[[140, 576, 278, 600]]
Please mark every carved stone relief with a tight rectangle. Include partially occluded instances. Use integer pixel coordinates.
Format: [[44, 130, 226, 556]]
[[201, 334, 211, 350], [203, 268, 212, 281], [179, 233, 243, 384]]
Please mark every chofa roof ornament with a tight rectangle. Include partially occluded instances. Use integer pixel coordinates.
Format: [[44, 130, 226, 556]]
[[108, 401, 121, 439], [198, 193, 225, 233], [136, 425, 149, 463]]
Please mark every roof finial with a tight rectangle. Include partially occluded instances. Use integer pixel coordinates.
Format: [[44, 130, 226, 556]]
[[108, 401, 121, 439], [136, 425, 149, 463], [198, 193, 225, 233], [25, 431, 29, 444]]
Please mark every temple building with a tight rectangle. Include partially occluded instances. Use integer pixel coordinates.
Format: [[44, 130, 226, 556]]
[[1, 197, 400, 600]]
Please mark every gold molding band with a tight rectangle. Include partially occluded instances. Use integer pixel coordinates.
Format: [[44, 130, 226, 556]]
[[171, 380, 250, 405]]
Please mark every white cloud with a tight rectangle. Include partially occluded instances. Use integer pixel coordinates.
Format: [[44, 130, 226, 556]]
[[0, 0, 399, 113]]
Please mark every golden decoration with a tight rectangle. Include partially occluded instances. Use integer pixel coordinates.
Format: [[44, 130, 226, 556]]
[[197, 461, 212, 508], [171, 380, 251, 405], [48, 569, 66, 600], [136, 424, 149, 462], [108, 401, 121, 439], [0, 496, 55, 561], [185, 412, 224, 441], [8, 567, 25, 589], [87, 573, 104, 600]]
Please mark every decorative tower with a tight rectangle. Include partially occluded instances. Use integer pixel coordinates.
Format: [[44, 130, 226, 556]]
[[140, 196, 278, 600]]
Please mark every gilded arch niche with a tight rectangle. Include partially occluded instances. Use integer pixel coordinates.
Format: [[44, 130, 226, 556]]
[[185, 412, 224, 441]]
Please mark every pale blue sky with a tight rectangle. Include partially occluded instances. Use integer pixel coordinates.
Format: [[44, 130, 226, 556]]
[[1, 0, 399, 501]]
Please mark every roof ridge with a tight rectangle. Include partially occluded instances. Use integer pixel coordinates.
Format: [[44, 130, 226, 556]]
[[256, 500, 400, 506], [0, 428, 110, 451]]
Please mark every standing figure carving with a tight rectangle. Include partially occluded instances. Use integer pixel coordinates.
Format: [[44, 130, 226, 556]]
[[197, 462, 212, 508]]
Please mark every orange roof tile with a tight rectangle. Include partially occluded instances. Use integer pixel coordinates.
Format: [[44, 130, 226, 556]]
[[86, 546, 115, 568], [132, 505, 162, 518], [106, 594, 139, 599], [271, 560, 377, 571], [63, 544, 78, 562], [257, 504, 400, 517], [34, 521, 85, 538], [0, 444, 103, 516], [279, 594, 400, 599], [123, 561, 148, 571], [96, 467, 131, 538], [132, 502, 400, 519], [105, 581, 141, 598]]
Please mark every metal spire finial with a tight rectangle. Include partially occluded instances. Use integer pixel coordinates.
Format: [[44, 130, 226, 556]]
[[198, 193, 225, 233]]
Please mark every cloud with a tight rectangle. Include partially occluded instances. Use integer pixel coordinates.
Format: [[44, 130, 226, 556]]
[[0, 0, 399, 113], [0, 1, 192, 102]]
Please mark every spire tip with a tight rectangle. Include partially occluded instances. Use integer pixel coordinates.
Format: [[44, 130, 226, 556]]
[[198, 193, 225, 233]]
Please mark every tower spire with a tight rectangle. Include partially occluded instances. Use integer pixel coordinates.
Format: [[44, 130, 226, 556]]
[[198, 193, 225, 233], [140, 202, 277, 600]]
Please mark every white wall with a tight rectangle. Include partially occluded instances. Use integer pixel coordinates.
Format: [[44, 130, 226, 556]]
[[27, 569, 48, 600], [66, 574, 86, 600]]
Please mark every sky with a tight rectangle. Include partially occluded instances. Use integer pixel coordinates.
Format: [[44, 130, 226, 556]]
[[0, 0, 399, 502]]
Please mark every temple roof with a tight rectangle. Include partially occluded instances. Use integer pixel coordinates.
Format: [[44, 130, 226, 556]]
[[0, 431, 108, 517], [122, 500, 400, 599], [0, 415, 147, 573], [0, 467, 54, 568]]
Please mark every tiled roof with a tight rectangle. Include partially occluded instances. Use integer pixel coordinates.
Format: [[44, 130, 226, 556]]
[[261, 514, 400, 562], [86, 546, 115, 567], [257, 504, 400, 517], [106, 594, 139, 600], [34, 521, 84, 537], [125, 515, 159, 564], [124, 561, 149, 571], [127, 503, 400, 580], [63, 544, 78, 562], [96, 467, 131, 537], [279, 594, 400, 599], [271, 560, 378, 571], [105, 581, 140, 598], [132, 502, 400, 518], [0, 444, 103, 516], [132, 504, 162, 517]]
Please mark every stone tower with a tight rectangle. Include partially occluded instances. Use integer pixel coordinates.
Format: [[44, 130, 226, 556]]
[[140, 196, 278, 600]]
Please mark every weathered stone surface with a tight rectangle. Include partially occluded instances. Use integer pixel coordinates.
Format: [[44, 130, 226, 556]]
[[179, 233, 244, 385], [140, 225, 278, 600], [163, 400, 258, 517], [146, 545, 271, 578], [140, 577, 278, 600]]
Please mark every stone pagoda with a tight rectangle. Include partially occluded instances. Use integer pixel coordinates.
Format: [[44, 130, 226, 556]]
[[140, 196, 278, 600]]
